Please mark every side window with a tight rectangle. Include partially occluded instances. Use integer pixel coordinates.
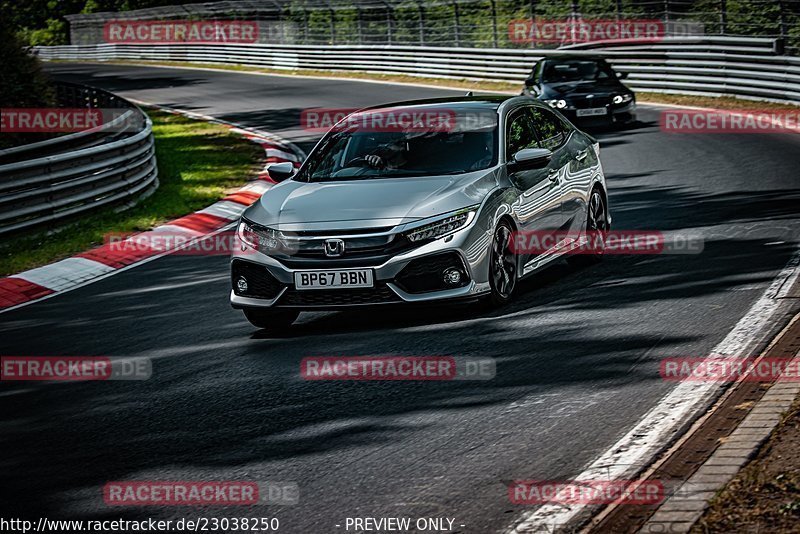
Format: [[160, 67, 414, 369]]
[[505, 110, 539, 160], [530, 107, 568, 151]]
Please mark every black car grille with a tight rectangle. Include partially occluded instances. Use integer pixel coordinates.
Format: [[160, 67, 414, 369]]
[[573, 96, 612, 109], [276, 232, 416, 268], [231, 260, 282, 299], [277, 285, 401, 307], [394, 252, 469, 294]]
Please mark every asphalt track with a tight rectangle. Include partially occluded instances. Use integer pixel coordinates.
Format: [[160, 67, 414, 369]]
[[1, 63, 799, 532]]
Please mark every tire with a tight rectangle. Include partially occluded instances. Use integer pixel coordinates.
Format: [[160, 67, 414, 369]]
[[243, 308, 299, 330], [487, 219, 518, 306], [568, 187, 609, 266]]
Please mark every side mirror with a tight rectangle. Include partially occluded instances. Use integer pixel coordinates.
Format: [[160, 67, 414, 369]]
[[617, 71, 629, 79], [267, 162, 295, 182], [508, 148, 552, 172], [524, 76, 536, 86]]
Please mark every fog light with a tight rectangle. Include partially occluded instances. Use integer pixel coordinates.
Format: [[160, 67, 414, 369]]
[[443, 268, 463, 286], [236, 276, 248, 293]]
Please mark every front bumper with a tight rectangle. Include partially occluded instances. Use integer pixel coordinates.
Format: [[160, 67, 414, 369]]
[[230, 223, 493, 310], [560, 102, 636, 125]]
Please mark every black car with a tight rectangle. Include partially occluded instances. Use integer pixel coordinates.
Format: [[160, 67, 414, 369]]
[[522, 55, 636, 127]]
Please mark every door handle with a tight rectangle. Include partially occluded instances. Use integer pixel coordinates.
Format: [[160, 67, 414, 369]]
[[575, 149, 588, 161]]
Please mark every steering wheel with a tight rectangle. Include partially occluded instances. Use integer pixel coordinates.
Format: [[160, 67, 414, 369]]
[[343, 156, 368, 168]]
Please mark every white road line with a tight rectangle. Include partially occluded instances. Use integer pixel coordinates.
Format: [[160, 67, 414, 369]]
[[241, 181, 274, 195], [0, 222, 238, 315], [197, 200, 249, 220], [506, 247, 800, 534], [14, 258, 116, 292], [265, 148, 300, 161]]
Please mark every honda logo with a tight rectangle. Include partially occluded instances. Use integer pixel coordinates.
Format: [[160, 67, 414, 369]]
[[324, 239, 345, 257]]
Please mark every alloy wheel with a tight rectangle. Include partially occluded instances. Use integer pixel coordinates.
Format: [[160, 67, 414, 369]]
[[489, 221, 517, 301]]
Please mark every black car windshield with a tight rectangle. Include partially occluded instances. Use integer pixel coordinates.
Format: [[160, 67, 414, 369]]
[[542, 59, 616, 83], [298, 108, 498, 181]]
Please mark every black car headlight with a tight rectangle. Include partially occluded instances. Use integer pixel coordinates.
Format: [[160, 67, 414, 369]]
[[237, 220, 292, 254], [612, 93, 634, 105], [404, 206, 478, 243], [545, 99, 567, 109]]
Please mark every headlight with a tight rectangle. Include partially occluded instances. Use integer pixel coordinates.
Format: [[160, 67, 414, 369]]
[[545, 99, 567, 109], [237, 220, 288, 254], [405, 206, 478, 243], [612, 94, 633, 104]]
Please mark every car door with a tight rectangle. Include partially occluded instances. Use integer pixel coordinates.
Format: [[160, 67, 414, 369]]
[[505, 106, 564, 270], [542, 110, 600, 235], [529, 106, 585, 238]]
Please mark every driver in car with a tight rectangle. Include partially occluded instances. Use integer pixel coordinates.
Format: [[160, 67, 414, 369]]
[[364, 139, 409, 170]]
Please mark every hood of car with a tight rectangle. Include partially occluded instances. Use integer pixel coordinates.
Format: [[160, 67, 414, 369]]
[[243, 169, 498, 231], [542, 80, 628, 99]]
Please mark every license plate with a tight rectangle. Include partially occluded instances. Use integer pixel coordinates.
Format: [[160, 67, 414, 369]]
[[577, 107, 608, 117], [294, 269, 374, 290]]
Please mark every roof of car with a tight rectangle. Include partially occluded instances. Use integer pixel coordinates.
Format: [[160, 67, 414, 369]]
[[360, 95, 518, 112], [539, 54, 608, 61]]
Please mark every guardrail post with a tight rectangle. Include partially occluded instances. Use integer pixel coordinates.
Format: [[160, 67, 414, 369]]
[[328, 1, 336, 45], [382, 2, 392, 45], [719, 0, 727, 35], [356, 7, 363, 45], [490, 0, 498, 48], [416, 1, 425, 46], [570, 0, 579, 44], [302, 7, 309, 45], [452, 0, 460, 48]]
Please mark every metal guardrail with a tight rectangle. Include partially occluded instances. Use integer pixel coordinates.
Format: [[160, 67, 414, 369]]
[[0, 82, 158, 236], [35, 37, 800, 104]]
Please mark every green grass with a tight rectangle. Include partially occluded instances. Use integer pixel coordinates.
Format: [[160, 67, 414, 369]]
[[0, 110, 263, 276]]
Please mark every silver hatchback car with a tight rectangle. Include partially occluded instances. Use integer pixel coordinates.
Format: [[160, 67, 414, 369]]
[[231, 96, 610, 329]]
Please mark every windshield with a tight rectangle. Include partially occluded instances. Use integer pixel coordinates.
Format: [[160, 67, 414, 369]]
[[298, 109, 498, 181], [542, 59, 615, 83]]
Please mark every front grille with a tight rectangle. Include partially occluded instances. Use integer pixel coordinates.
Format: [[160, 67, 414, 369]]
[[277, 285, 401, 306], [394, 252, 469, 294], [291, 234, 413, 259], [275, 232, 416, 268], [573, 96, 612, 109], [231, 260, 282, 299]]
